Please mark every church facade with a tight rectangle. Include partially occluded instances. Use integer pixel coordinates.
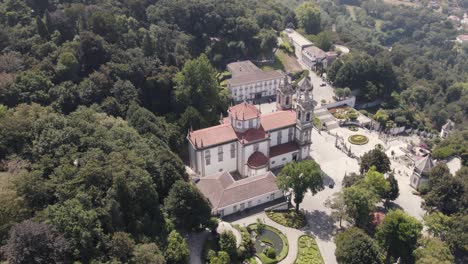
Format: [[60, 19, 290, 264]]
[[187, 76, 314, 178]]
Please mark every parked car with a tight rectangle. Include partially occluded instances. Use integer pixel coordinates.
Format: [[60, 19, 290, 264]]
[[320, 82, 326, 87]]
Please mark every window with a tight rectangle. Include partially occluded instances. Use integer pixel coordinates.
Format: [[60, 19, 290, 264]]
[[254, 143, 259, 152], [288, 128, 294, 141], [218, 146, 223, 162], [277, 131, 282, 145], [306, 112, 311, 122], [230, 143, 236, 158], [219, 209, 224, 217], [271, 161, 276, 164], [285, 96, 290, 105], [248, 201, 252, 208], [270, 193, 275, 200], [297, 111, 301, 120], [249, 119, 253, 128], [233, 205, 237, 212], [205, 150, 211, 166]]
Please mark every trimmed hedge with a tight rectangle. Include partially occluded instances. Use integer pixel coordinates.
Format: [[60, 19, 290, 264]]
[[294, 235, 324, 264], [266, 209, 307, 229]]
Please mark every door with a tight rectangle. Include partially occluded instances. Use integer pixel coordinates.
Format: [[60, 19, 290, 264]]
[[292, 153, 298, 161]]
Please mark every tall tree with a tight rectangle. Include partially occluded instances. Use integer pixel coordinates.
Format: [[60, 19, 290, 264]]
[[324, 192, 348, 228], [174, 54, 227, 123], [164, 180, 212, 230], [276, 160, 324, 212], [335, 227, 384, 264], [219, 230, 237, 258], [359, 167, 390, 199], [295, 2, 321, 34], [133, 243, 165, 264], [165, 230, 189, 264], [376, 210, 422, 264], [413, 237, 454, 264], [343, 185, 379, 228], [3, 220, 70, 264], [359, 148, 391, 174], [383, 173, 399, 204], [108, 232, 135, 263]]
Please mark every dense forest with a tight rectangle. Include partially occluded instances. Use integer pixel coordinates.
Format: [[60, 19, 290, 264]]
[[0, 0, 467, 263], [0, 0, 291, 263]]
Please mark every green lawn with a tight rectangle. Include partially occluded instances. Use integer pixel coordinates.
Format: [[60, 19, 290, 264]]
[[294, 235, 324, 264], [260, 54, 285, 72], [266, 209, 307, 229]]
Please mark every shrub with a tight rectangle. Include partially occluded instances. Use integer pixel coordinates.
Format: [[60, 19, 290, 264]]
[[265, 247, 276, 259], [418, 181, 430, 195]]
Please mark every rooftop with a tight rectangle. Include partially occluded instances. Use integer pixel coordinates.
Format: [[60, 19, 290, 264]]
[[303, 46, 327, 60], [247, 151, 269, 168], [188, 124, 238, 148], [270, 142, 300, 157], [285, 28, 313, 47], [189, 103, 296, 149], [229, 102, 260, 120], [227, 70, 285, 87], [260, 110, 296, 131], [227, 60, 262, 77], [414, 155, 434, 174], [196, 171, 279, 210]]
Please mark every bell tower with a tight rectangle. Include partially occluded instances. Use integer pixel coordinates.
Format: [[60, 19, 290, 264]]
[[276, 75, 294, 110], [295, 76, 314, 159]]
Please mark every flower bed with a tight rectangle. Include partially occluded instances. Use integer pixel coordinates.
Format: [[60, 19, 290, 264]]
[[348, 126, 358, 131], [266, 209, 306, 229], [294, 235, 324, 264], [348, 134, 369, 145]]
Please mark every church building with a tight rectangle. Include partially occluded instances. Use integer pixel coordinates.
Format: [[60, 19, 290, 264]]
[[187, 76, 315, 216], [188, 76, 314, 178]]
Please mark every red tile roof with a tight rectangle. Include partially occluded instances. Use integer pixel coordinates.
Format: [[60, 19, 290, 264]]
[[188, 124, 237, 148], [196, 171, 280, 210], [237, 129, 267, 143], [229, 102, 260, 120], [247, 151, 268, 168], [189, 104, 297, 149], [270, 142, 300, 157], [260, 110, 296, 131]]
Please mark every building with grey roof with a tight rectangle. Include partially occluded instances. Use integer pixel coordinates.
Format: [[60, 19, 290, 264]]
[[226, 60, 285, 102]]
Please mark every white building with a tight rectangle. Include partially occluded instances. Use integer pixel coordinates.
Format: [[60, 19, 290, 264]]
[[284, 28, 313, 61], [226, 60, 285, 102], [188, 77, 315, 216], [440, 119, 455, 139], [302, 46, 338, 70], [409, 155, 435, 190]]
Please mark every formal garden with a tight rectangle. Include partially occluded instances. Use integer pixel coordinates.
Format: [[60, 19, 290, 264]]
[[249, 220, 289, 264], [294, 235, 324, 264], [348, 134, 369, 145], [266, 209, 307, 229]]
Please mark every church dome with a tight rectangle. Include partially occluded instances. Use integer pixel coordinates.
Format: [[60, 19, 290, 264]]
[[247, 151, 268, 168], [228, 102, 260, 120]]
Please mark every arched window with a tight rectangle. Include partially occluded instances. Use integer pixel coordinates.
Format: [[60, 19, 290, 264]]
[[306, 112, 311, 122], [285, 96, 290, 105], [297, 111, 301, 120]]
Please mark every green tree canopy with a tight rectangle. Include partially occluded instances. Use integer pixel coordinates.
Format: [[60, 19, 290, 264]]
[[295, 2, 321, 34], [413, 237, 454, 264], [376, 210, 422, 263], [164, 180, 212, 231], [165, 230, 189, 264], [335, 227, 383, 264], [343, 185, 379, 228], [359, 148, 391, 174], [277, 160, 324, 212]]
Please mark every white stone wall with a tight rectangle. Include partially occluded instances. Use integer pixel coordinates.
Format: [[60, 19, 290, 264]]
[[245, 166, 269, 177], [270, 127, 295, 147], [199, 142, 237, 176], [270, 151, 298, 169], [230, 78, 282, 102], [215, 189, 284, 216]]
